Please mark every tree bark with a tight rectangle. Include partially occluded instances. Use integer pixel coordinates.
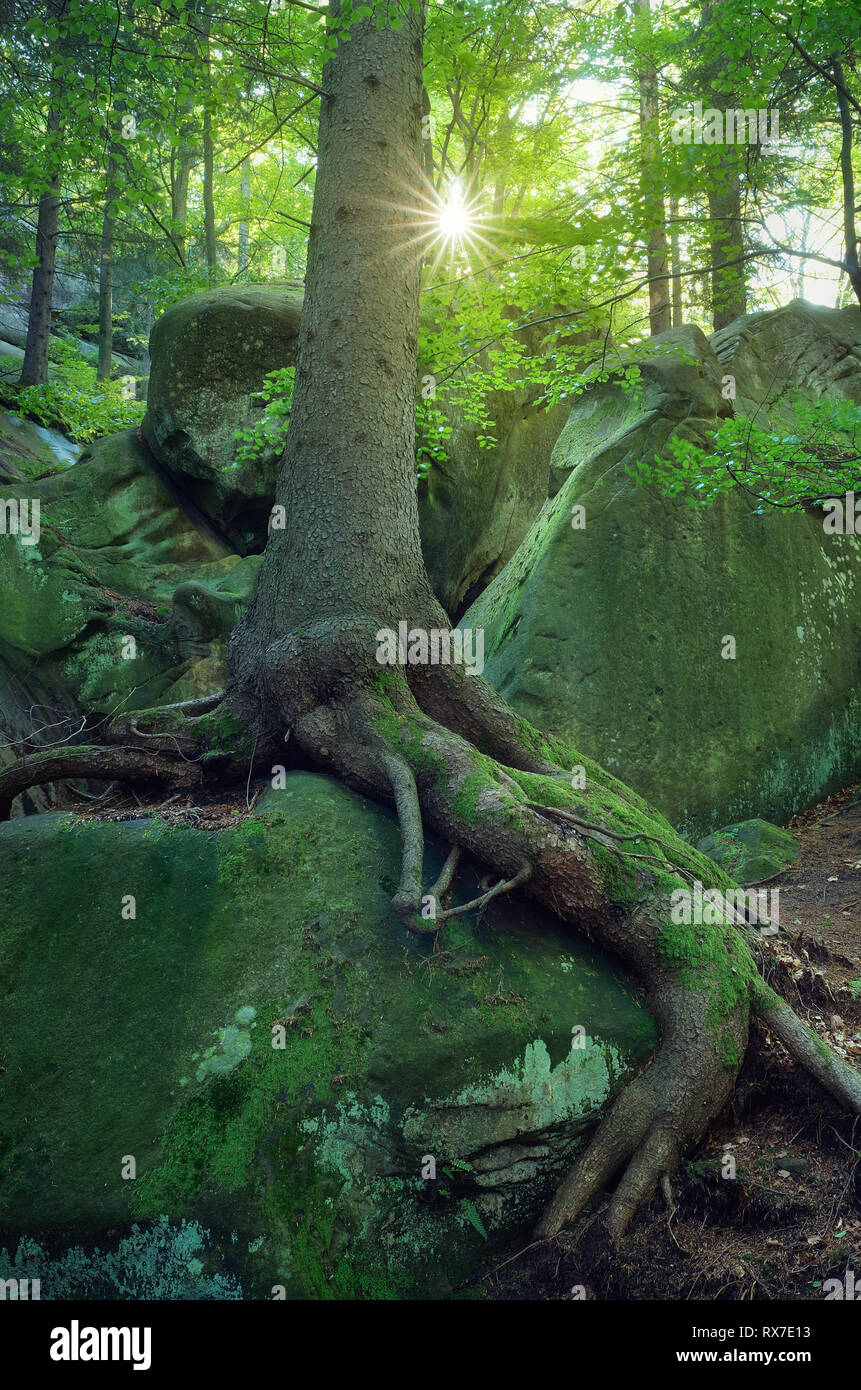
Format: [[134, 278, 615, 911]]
[[238, 155, 251, 273], [833, 54, 861, 305], [701, 0, 747, 329], [97, 154, 117, 381], [669, 193, 683, 326], [708, 151, 746, 328], [20, 23, 67, 390], [633, 0, 671, 336]]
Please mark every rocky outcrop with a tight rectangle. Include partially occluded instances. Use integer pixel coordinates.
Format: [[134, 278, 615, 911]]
[[463, 308, 861, 838], [0, 773, 655, 1298], [0, 429, 261, 811]]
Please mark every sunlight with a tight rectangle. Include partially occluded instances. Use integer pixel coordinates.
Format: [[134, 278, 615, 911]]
[[433, 183, 481, 251]]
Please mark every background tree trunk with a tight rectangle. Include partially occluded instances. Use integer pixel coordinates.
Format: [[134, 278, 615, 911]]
[[634, 0, 671, 336], [238, 155, 251, 273], [708, 152, 746, 328]]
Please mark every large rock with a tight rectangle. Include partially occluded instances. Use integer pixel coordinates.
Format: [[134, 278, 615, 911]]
[[710, 299, 861, 427], [463, 315, 861, 839], [0, 429, 260, 812], [142, 284, 304, 552], [697, 819, 799, 884], [0, 773, 655, 1299], [419, 319, 572, 613]]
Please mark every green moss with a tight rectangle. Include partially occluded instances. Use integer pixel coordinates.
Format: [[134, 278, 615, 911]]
[[196, 705, 255, 757], [720, 1031, 740, 1070]]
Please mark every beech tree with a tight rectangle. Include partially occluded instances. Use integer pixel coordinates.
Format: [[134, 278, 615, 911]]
[[2, 0, 860, 1245]]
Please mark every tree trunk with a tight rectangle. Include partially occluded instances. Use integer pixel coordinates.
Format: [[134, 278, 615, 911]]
[[172, 111, 194, 263], [200, 8, 217, 274], [20, 93, 63, 387], [633, 0, 671, 336], [203, 105, 217, 272], [97, 155, 117, 381], [700, 0, 747, 330], [238, 156, 251, 273], [708, 152, 746, 328], [833, 54, 861, 306], [669, 194, 683, 326]]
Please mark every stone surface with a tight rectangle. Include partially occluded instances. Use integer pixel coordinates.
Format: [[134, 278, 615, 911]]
[[419, 350, 570, 614], [697, 819, 799, 884], [142, 284, 304, 552], [0, 429, 260, 813], [463, 311, 861, 838], [710, 299, 861, 428], [0, 773, 655, 1299]]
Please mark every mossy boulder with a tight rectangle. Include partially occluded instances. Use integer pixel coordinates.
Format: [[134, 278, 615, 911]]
[[0, 772, 655, 1299], [142, 284, 304, 552], [0, 428, 262, 812], [463, 311, 861, 838], [697, 819, 799, 884]]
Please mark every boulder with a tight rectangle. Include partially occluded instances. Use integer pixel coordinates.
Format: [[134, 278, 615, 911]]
[[0, 429, 260, 812], [710, 299, 861, 428], [0, 410, 80, 482], [463, 314, 861, 839], [142, 284, 304, 552], [0, 773, 655, 1299], [697, 819, 799, 884]]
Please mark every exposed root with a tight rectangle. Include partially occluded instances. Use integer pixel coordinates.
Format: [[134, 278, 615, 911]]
[[753, 980, 861, 1115], [382, 750, 425, 920], [433, 860, 531, 922], [157, 690, 225, 716], [428, 843, 461, 899], [0, 745, 203, 821]]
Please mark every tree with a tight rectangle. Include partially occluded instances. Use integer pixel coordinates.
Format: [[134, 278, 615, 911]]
[[633, 0, 671, 335], [19, 0, 69, 387], [2, 0, 861, 1247]]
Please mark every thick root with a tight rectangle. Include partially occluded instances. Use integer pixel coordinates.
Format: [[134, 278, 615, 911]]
[[753, 980, 861, 1115], [535, 980, 745, 1241], [0, 745, 203, 821]]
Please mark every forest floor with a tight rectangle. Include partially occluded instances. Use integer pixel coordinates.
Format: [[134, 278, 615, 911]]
[[67, 775, 861, 1302]]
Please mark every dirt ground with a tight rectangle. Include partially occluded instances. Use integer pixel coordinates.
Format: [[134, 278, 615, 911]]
[[67, 775, 861, 1302]]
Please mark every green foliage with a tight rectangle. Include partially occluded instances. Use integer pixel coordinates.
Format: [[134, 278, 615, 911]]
[[0, 339, 143, 443], [232, 365, 296, 469], [628, 399, 861, 511]]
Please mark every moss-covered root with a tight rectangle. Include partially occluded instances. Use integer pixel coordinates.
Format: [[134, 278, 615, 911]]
[[534, 973, 748, 1242], [753, 980, 861, 1114], [0, 744, 203, 822]]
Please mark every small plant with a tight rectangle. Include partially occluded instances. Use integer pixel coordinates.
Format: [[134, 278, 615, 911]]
[[232, 365, 296, 469]]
